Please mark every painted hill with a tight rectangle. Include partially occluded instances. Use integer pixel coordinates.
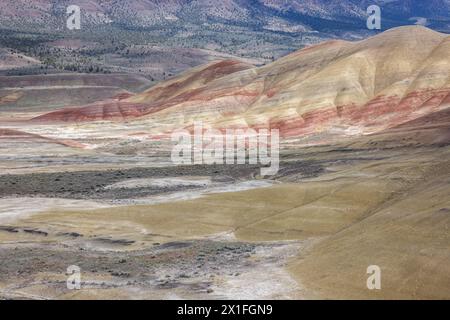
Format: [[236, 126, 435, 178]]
[[32, 26, 450, 140]]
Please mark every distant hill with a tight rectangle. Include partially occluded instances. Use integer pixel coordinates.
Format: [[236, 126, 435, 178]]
[[1, 1, 450, 34], [1, 1, 449, 81]]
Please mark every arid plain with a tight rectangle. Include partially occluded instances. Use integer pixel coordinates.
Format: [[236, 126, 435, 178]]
[[0, 26, 449, 299]]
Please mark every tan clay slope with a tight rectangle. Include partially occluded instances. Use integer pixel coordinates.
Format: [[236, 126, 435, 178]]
[[33, 26, 450, 139], [0, 73, 153, 114]]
